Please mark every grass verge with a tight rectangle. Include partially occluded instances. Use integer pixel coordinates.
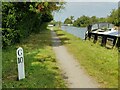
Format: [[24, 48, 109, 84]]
[[53, 26, 118, 88], [2, 29, 66, 88]]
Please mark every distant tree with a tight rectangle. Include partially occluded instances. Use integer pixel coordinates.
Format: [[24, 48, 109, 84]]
[[64, 18, 72, 24], [98, 17, 107, 23], [73, 15, 91, 27], [90, 16, 98, 24], [73, 19, 80, 27], [68, 8, 120, 27], [70, 16, 74, 20]]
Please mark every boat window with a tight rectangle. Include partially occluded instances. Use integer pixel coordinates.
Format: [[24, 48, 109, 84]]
[[91, 24, 98, 30], [108, 24, 114, 28], [99, 23, 108, 29]]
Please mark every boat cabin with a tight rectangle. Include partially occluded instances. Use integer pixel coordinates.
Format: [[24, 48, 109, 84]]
[[85, 22, 120, 48]]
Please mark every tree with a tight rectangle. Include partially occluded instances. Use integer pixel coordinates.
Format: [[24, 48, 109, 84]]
[[2, 1, 65, 48], [90, 16, 98, 24], [70, 16, 74, 20], [73, 15, 91, 27], [107, 9, 119, 26], [98, 17, 107, 23], [64, 18, 72, 24]]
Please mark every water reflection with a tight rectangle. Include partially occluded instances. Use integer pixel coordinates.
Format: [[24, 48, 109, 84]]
[[61, 26, 87, 39]]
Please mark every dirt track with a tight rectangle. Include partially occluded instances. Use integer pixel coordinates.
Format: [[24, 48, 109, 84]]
[[51, 29, 99, 88]]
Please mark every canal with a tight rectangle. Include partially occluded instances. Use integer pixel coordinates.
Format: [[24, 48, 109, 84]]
[[61, 26, 87, 39]]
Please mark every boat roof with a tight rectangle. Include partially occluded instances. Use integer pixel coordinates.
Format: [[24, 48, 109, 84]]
[[91, 30, 120, 37], [91, 22, 114, 26], [90, 22, 114, 30]]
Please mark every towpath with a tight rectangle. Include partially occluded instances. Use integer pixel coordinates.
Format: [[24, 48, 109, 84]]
[[51, 29, 99, 88]]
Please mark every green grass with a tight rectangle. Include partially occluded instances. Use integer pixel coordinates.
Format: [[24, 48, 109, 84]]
[[2, 29, 66, 88], [0, 35, 1, 89], [53, 27, 118, 88]]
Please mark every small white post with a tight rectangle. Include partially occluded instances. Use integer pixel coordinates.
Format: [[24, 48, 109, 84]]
[[16, 47, 25, 80]]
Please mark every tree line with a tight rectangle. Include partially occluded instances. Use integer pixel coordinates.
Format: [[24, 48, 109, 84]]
[[2, 2, 64, 48], [64, 8, 119, 27]]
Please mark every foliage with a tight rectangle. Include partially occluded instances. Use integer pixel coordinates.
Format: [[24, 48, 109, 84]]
[[90, 16, 98, 24], [73, 15, 91, 27], [97, 17, 107, 23], [36, 2, 65, 13], [107, 9, 119, 26], [2, 2, 65, 48], [72, 15, 109, 27], [69, 16, 74, 21], [64, 16, 74, 24], [64, 18, 73, 24], [41, 13, 53, 22], [2, 28, 20, 48]]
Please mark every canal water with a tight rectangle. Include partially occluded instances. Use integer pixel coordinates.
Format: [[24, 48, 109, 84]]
[[61, 26, 87, 39]]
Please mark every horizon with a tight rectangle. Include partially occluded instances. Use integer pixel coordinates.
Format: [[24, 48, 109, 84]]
[[54, 2, 118, 22]]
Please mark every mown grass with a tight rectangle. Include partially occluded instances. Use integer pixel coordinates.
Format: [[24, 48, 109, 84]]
[[0, 34, 1, 89], [53, 26, 118, 88], [2, 29, 66, 88]]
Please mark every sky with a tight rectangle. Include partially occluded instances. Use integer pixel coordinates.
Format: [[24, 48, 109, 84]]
[[64, 0, 119, 2], [53, 2, 118, 22]]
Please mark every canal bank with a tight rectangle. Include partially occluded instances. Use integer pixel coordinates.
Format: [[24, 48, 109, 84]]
[[61, 25, 119, 48], [52, 26, 118, 88], [51, 29, 99, 88]]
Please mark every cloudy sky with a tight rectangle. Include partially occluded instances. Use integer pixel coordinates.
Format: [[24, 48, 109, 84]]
[[54, 2, 118, 22]]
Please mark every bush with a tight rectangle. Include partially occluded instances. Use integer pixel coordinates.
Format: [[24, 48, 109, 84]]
[[2, 2, 61, 48], [2, 28, 21, 48], [41, 13, 53, 22]]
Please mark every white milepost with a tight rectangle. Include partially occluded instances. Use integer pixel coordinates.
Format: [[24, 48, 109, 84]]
[[17, 47, 25, 80]]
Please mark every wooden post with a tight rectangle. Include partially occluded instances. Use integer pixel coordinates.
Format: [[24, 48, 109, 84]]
[[112, 37, 117, 47], [88, 32, 91, 40], [87, 24, 92, 40], [93, 34, 98, 43], [101, 36, 107, 47], [116, 37, 120, 48]]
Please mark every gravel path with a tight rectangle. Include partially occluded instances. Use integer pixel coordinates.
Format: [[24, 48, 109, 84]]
[[51, 29, 99, 88]]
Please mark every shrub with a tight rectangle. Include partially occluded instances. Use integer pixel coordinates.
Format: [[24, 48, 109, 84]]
[[2, 28, 21, 48]]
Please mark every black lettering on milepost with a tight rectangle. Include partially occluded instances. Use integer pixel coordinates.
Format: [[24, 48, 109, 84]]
[[18, 57, 23, 64], [18, 49, 22, 56]]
